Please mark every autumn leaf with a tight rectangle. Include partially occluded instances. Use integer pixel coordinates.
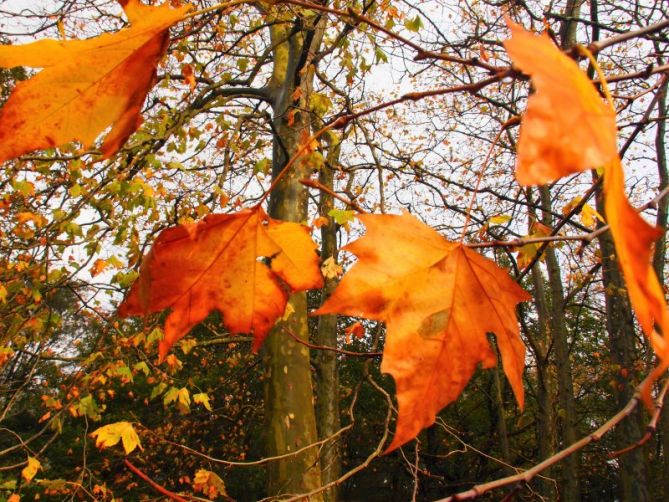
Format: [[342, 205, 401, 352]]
[[505, 21, 669, 396], [604, 159, 669, 390], [182, 63, 196, 91], [0, 0, 190, 162], [118, 207, 323, 359], [314, 213, 530, 451], [193, 392, 212, 411], [344, 321, 365, 343], [21, 457, 40, 483], [193, 469, 228, 499], [90, 421, 142, 454], [90, 259, 108, 277], [321, 256, 343, 279], [504, 20, 618, 185]]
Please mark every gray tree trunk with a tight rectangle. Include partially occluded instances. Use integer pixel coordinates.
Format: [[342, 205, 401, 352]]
[[263, 10, 326, 499], [539, 186, 582, 501], [314, 136, 343, 502]]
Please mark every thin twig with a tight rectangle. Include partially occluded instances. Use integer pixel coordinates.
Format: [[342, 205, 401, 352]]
[[436, 372, 661, 501], [283, 327, 382, 357], [588, 19, 669, 54], [300, 178, 366, 213], [609, 377, 669, 458], [137, 423, 352, 468]]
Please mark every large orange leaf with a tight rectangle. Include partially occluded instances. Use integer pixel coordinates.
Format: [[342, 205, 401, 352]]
[[0, 0, 190, 162], [605, 159, 669, 383], [118, 207, 323, 359], [314, 213, 530, 451], [504, 21, 618, 185], [505, 21, 669, 396]]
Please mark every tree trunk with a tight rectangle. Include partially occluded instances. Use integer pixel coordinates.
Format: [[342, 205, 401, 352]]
[[263, 10, 325, 499], [529, 264, 558, 501], [651, 75, 669, 500], [491, 352, 511, 466], [539, 186, 582, 501], [523, 186, 558, 500], [596, 179, 650, 502], [314, 136, 342, 501]]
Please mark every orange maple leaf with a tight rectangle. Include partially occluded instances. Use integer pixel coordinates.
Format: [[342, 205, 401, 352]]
[[505, 21, 669, 398], [344, 321, 365, 343], [0, 0, 190, 162], [118, 207, 323, 359], [605, 159, 669, 390], [314, 213, 530, 451], [504, 20, 618, 185]]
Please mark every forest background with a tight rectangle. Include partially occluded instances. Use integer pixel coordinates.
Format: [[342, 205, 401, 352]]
[[0, 0, 668, 501]]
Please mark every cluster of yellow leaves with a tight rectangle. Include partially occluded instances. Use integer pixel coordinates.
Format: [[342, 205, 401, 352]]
[[0, 0, 190, 162], [505, 20, 669, 398]]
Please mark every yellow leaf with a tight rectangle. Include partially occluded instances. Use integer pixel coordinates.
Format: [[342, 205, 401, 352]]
[[489, 214, 512, 225], [321, 256, 343, 279], [90, 421, 142, 455], [180, 338, 197, 355], [280, 302, 296, 321], [193, 393, 212, 412], [21, 457, 40, 483], [581, 203, 604, 227]]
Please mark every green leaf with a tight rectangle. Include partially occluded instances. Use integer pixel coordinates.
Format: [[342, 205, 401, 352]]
[[133, 361, 150, 376], [404, 15, 423, 32], [112, 365, 134, 383], [328, 209, 356, 226], [0, 480, 16, 490], [150, 382, 168, 400], [254, 158, 271, 175], [11, 179, 34, 196], [163, 386, 180, 406], [146, 327, 164, 346], [75, 395, 101, 421], [374, 47, 388, 64]]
